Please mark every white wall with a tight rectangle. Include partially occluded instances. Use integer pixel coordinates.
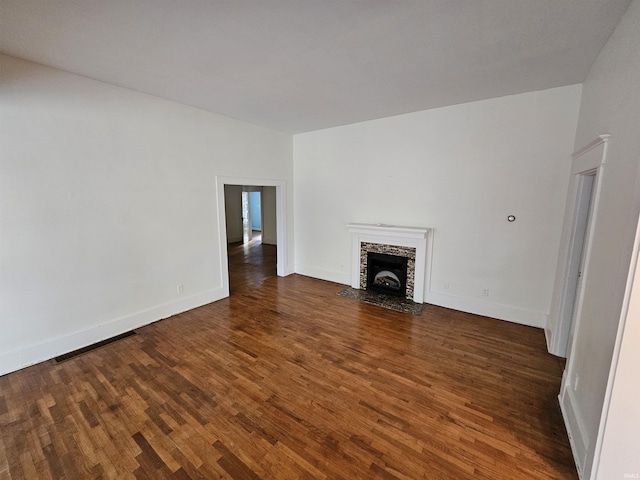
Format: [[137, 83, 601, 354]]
[[262, 186, 277, 245], [595, 213, 640, 479], [552, 1, 640, 477], [293, 85, 582, 327], [0, 54, 293, 375], [224, 185, 244, 242]]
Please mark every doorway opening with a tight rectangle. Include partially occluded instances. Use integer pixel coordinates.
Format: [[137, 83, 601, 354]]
[[225, 185, 277, 293], [216, 176, 289, 298], [550, 134, 609, 359], [553, 136, 610, 479], [559, 172, 596, 355], [247, 191, 262, 240], [242, 191, 252, 242]]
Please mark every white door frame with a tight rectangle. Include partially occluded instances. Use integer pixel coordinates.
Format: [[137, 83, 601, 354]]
[[550, 135, 610, 357], [241, 190, 252, 241], [216, 176, 289, 297], [552, 135, 610, 476]]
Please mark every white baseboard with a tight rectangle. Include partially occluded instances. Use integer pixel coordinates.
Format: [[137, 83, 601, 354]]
[[294, 264, 350, 286], [0, 287, 227, 377], [559, 387, 589, 479], [423, 291, 547, 328], [545, 326, 554, 352], [293, 267, 546, 328], [262, 235, 277, 245]]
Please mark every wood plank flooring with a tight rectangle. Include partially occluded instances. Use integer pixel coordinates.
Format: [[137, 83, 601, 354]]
[[228, 235, 277, 294], [0, 239, 577, 479]]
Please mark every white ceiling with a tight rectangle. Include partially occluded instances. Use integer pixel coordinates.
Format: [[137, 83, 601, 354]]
[[0, 0, 632, 133]]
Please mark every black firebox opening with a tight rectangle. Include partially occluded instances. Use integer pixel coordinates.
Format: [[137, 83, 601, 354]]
[[366, 252, 408, 298]]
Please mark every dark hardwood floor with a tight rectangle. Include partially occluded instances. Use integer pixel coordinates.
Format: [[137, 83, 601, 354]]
[[0, 238, 577, 479], [228, 234, 277, 294]]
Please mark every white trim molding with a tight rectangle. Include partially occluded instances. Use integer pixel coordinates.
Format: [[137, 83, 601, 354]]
[[347, 223, 432, 303], [560, 385, 589, 479], [549, 134, 611, 357], [571, 134, 612, 160]]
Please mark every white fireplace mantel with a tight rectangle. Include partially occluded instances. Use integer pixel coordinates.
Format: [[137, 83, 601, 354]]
[[347, 223, 432, 303]]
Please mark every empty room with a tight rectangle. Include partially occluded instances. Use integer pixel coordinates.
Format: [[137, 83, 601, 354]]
[[1, 1, 639, 479]]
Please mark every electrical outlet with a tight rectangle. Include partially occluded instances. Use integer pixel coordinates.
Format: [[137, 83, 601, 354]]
[[482, 288, 489, 297], [177, 284, 184, 295]]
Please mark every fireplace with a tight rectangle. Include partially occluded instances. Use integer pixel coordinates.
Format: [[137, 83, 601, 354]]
[[347, 223, 432, 304], [367, 252, 408, 297], [361, 243, 415, 299]]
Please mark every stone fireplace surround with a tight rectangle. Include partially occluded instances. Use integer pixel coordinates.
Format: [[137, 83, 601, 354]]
[[347, 223, 432, 304]]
